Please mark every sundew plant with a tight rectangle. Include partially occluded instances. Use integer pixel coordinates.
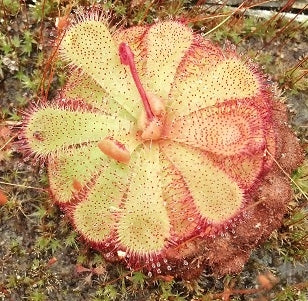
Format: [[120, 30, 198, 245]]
[[20, 7, 304, 279]]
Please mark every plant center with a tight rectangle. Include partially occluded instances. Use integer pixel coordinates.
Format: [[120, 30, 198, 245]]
[[119, 42, 165, 141]]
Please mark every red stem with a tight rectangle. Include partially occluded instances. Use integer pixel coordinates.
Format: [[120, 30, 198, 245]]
[[119, 42, 154, 120]]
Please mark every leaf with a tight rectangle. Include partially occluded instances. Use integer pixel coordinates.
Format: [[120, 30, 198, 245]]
[[62, 69, 109, 111], [161, 155, 201, 242], [165, 100, 265, 156], [208, 152, 265, 189], [168, 53, 262, 118], [143, 21, 194, 99], [62, 69, 134, 121], [24, 102, 134, 157], [161, 141, 244, 224], [60, 19, 142, 118], [48, 144, 108, 204], [113, 25, 147, 75], [117, 144, 170, 255], [72, 158, 129, 244]]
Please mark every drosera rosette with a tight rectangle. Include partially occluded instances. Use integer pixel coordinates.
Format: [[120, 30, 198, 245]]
[[19, 8, 304, 279]]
